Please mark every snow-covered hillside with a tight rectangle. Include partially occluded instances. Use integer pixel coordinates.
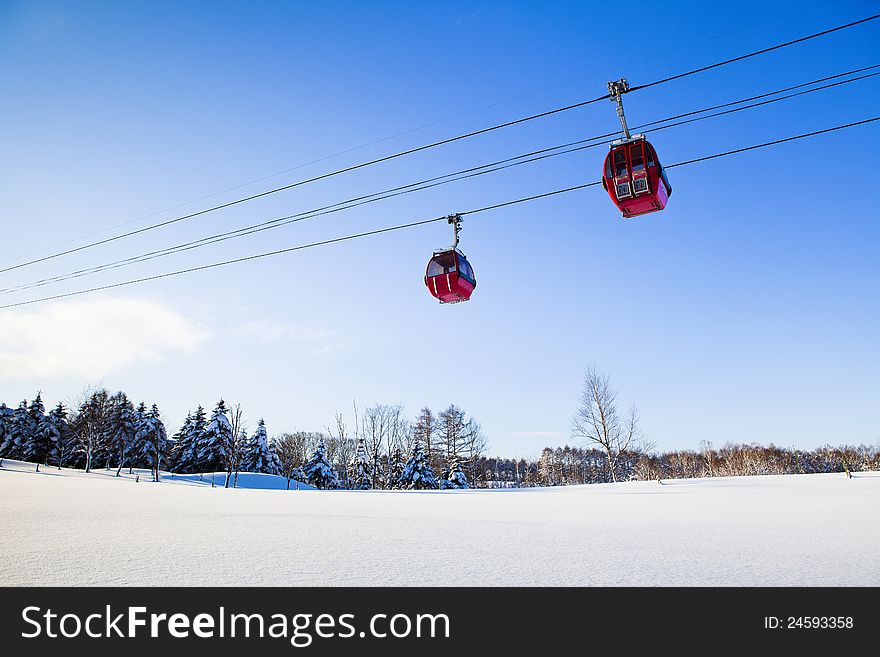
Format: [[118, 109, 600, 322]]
[[0, 459, 313, 490], [1, 459, 877, 586]]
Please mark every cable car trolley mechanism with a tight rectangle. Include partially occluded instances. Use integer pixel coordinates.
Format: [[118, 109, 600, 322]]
[[601, 78, 672, 218], [424, 214, 476, 304]]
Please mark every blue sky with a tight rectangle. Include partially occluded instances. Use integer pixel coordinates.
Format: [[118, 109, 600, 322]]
[[1, 0, 878, 456]]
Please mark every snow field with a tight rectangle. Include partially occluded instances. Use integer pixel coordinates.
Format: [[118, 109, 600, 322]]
[[1, 459, 878, 586]]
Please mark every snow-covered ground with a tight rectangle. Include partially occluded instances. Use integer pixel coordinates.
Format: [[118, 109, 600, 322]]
[[1, 459, 877, 586]]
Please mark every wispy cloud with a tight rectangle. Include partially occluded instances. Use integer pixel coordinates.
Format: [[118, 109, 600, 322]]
[[0, 297, 209, 379], [509, 431, 565, 438], [230, 319, 347, 355]]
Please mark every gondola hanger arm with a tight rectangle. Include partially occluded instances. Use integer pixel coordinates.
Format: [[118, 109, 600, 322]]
[[447, 213, 462, 249], [607, 78, 632, 140]]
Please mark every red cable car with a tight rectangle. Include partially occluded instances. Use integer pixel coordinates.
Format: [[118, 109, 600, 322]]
[[602, 78, 672, 218], [602, 135, 672, 218], [425, 214, 476, 304]]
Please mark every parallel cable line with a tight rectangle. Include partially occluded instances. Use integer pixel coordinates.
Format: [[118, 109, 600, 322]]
[[633, 63, 880, 131], [665, 118, 880, 169], [1, 116, 876, 311], [630, 13, 880, 91], [0, 94, 610, 275], [3, 14, 877, 276], [0, 0, 842, 269], [5, 67, 877, 295]]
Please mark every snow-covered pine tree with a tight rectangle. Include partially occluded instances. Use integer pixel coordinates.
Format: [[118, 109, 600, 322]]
[[199, 400, 233, 475], [399, 443, 437, 490], [169, 407, 209, 474], [27, 392, 45, 436], [183, 405, 207, 473], [387, 447, 405, 489], [267, 436, 283, 477], [303, 439, 339, 489], [107, 393, 137, 476], [168, 411, 193, 473], [45, 403, 70, 468], [0, 404, 12, 460], [136, 404, 167, 482], [240, 419, 278, 474], [289, 466, 306, 490], [127, 401, 148, 473], [350, 436, 371, 490], [23, 395, 53, 471], [0, 400, 31, 460], [89, 392, 116, 470], [440, 458, 470, 489]]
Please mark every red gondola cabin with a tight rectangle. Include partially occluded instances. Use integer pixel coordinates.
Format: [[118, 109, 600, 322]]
[[425, 249, 476, 304], [602, 135, 672, 218]]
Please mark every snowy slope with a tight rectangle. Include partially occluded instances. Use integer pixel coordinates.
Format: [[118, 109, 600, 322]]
[[1, 459, 877, 586], [0, 460, 313, 490], [169, 471, 314, 490]]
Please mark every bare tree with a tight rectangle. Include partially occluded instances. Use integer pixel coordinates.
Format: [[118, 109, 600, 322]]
[[437, 405, 465, 464], [70, 388, 110, 474], [435, 405, 486, 484], [571, 366, 643, 483], [459, 418, 487, 486], [699, 440, 716, 477], [274, 431, 311, 489], [413, 407, 439, 474], [361, 404, 390, 488], [384, 404, 408, 457], [232, 429, 247, 488], [327, 411, 356, 488], [226, 403, 246, 488]]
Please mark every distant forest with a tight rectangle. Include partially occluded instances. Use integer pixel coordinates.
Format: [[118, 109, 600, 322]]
[[1, 387, 877, 490]]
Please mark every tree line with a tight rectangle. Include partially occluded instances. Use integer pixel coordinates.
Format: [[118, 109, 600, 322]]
[[471, 442, 880, 487], [0, 391, 486, 491], [2, 380, 875, 491]]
